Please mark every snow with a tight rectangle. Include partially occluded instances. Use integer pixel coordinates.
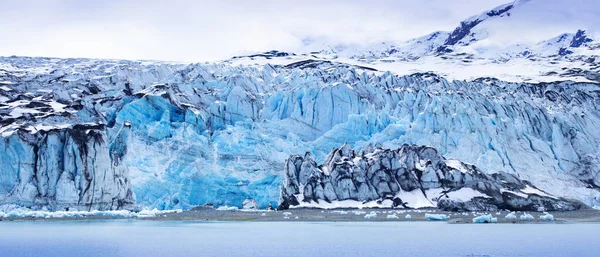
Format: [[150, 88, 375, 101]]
[[425, 214, 448, 221], [47, 100, 67, 112], [395, 189, 435, 208], [445, 188, 490, 202], [445, 159, 469, 173], [500, 189, 529, 199], [292, 199, 395, 209], [8, 108, 40, 118], [521, 186, 557, 199], [24, 124, 71, 134]]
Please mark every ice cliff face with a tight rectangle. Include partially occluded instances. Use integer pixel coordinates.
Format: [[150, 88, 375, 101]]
[[1, 56, 599, 210], [279, 144, 582, 211], [0, 123, 135, 211]]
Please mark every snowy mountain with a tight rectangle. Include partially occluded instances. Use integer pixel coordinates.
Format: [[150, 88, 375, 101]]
[[279, 144, 581, 211], [231, 0, 600, 83], [1, 0, 600, 212]]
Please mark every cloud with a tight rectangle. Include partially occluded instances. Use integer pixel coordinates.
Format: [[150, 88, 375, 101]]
[[0, 0, 510, 61]]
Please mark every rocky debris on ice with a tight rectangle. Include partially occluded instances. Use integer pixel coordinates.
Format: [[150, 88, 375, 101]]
[[279, 144, 582, 212]]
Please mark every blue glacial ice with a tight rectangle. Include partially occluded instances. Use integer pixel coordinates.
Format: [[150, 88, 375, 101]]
[[0, 57, 599, 210], [539, 212, 554, 221], [425, 213, 448, 221], [473, 214, 498, 223]]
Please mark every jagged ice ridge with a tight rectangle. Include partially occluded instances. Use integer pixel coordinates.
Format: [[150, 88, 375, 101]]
[[0, 56, 599, 211]]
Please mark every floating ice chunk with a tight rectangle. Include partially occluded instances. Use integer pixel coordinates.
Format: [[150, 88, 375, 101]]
[[405, 214, 412, 220], [283, 212, 292, 216], [261, 213, 266, 217], [539, 212, 554, 221], [520, 213, 535, 221], [0, 207, 179, 219], [216, 206, 239, 211], [137, 208, 162, 218], [295, 216, 299, 219], [386, 214, 399, 219], [339, 211, 348, 215], [364, 211, 377, 219], [425, 213, 447, 221], [505, 212, 517, 220], [473, 214, 498, 223]]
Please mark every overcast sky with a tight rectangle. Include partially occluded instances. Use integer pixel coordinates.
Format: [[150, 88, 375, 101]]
[[0, 0, 511, 62]]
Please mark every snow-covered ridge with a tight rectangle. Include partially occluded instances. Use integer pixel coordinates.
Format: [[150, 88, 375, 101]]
[[229, 0, 600, 84], [0, 56, 599, 211], [279, 144, 581, 211]]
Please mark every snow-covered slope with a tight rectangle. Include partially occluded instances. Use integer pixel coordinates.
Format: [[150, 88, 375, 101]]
[[1, 56, 599, 211], [279, 144, 581, 211], [229, 0, 600, 84]]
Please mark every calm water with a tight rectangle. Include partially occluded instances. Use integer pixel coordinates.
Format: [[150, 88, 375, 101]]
[[0, 221, 598, 257]]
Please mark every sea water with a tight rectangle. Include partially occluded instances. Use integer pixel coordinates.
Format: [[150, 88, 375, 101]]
[[0, 221, 597, 257]]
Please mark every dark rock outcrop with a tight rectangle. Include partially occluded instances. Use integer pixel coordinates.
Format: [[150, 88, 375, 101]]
[[279, 144, 583, 211]]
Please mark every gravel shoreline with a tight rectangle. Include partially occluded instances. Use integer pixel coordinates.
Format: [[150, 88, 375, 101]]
[[146, 207, 600, 223], [4, 207, 598, 223]]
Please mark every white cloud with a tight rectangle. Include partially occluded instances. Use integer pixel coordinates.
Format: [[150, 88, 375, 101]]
[[0, 0, 512, 61]]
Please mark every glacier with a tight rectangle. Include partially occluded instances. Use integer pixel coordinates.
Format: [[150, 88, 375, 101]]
[[0, 56, 600, 211]]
